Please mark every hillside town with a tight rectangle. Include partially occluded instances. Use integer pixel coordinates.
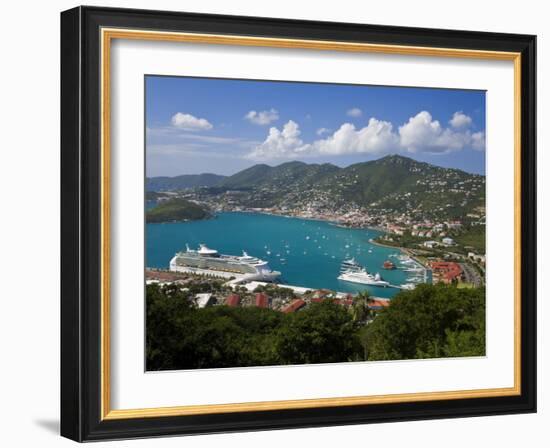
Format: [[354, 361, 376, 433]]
[[146, 268, 391, 314]]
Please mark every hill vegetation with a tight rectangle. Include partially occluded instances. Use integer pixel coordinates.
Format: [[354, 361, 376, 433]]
[[146, 283, 485, 370], [146, 173, 226, 191], [146, 156, 485, 222], [145, 191, 170, 201], [218, 161, 340, 190], [452, 224, 486, 253], [157, 155, 486, 222], [146, 198, 211, 223]]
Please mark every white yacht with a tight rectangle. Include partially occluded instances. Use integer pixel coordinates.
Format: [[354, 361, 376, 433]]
[[338, 259, 390, 287], [170, 244, 281, 281]]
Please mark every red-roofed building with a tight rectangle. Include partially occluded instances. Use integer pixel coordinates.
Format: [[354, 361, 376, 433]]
[[281, 299, 306, 313], [225, 294, 240, 307], [429, 261, 463, 284], [255, 292, 269, 308], [367, 299, 391, 310]]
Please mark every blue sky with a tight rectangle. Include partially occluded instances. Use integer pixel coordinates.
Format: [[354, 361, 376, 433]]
[[146, 76, 486, 177]]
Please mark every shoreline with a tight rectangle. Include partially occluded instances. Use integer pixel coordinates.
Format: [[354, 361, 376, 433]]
[[368, 237, 405, 252], [145, 268, 392, 302], [220, 208, 387, 234], [148, 200, 387, 234]]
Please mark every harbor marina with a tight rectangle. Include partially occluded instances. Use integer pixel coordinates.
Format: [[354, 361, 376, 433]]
[[148, 211, 431, 299]]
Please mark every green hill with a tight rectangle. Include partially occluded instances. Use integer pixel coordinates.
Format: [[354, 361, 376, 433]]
[[213, 155, 485, 220], [217, 164, 272, 189], [147, 155, 485, 222], [146, 198, 212, 223], [317, 155, 485, 218], [219, 161, 339, 190]]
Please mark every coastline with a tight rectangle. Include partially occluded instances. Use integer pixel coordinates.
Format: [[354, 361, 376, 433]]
[[149, 198, 388, 234], [368, 237, 405, 252], [148, 205, 411, 262], [226, 208, 388, 234], [369, 237, 430, 272]]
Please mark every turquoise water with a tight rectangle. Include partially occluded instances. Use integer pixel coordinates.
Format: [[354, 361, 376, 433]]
[[146, 212, 420, 298]]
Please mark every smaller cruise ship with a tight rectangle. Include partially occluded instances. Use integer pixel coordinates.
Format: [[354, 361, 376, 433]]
[[337, 259, 390, 287]]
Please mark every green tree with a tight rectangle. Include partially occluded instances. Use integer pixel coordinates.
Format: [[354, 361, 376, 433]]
[[350, 291, 372, 324], [274, 300, 361, 365], [363, 284, 485, 361]]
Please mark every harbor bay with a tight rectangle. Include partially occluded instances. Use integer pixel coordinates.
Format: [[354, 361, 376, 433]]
[[146, 211, 426, 298]]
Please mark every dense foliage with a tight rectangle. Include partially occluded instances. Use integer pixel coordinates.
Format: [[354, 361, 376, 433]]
[[146, 198, 211, 223], [362, 284, 485, 360], [453, 224, 486, 253], [146, 283, 485, 371], [146, 284, 359, 369]]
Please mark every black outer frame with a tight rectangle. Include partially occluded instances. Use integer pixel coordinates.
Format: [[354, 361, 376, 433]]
[[60, 5, 537, 442]]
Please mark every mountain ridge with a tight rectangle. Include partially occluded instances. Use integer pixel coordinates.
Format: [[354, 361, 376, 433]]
[[147, 155, 485, 221], [147, 155, 483, 186], [145, 173, 226, 191]]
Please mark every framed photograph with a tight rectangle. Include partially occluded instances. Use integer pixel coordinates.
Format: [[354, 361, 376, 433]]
[[60, 6, 536, 442]]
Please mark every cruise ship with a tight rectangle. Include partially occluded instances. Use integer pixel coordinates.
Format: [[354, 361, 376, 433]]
[[337, 258, 390, 287], [169, 244, 281, 281]]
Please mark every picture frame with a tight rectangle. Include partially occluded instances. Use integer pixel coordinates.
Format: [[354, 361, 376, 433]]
[[60, 5, 536, 442]]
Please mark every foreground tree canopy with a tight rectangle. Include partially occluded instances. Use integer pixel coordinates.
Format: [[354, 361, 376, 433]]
[[362, 284, 485, 360], [146, 283, 485, 371]]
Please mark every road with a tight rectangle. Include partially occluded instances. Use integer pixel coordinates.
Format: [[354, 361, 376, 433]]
[[460, 262, 483, 287]]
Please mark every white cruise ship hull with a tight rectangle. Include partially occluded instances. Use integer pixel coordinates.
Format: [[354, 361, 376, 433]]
[[169, 253, 281, 282], [337, 272, 389, 287]]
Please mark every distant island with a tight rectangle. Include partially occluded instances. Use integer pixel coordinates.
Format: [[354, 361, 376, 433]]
[[146, 198, 212, 223]]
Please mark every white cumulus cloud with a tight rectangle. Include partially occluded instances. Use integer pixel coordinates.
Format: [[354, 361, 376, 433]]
[[316, 127, 331, 136], [449, 111, 473, 129], [248, 119, 398, 160], [244, 108, 279, 125], [171, 112, 213, 131], [247, 120, 305, 159], [399, 111, 483, 153], [471, 131, 486, 151], [247, 111, 484, 160], [346, 107, 363, 117], [312, 119, 399, 155]]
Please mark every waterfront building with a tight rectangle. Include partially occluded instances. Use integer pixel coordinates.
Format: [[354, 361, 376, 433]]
[[255, 293, 269, 308], [225, 294, 240, 307], [281, 299, 306, 313], [429, 261, 463, 284]]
